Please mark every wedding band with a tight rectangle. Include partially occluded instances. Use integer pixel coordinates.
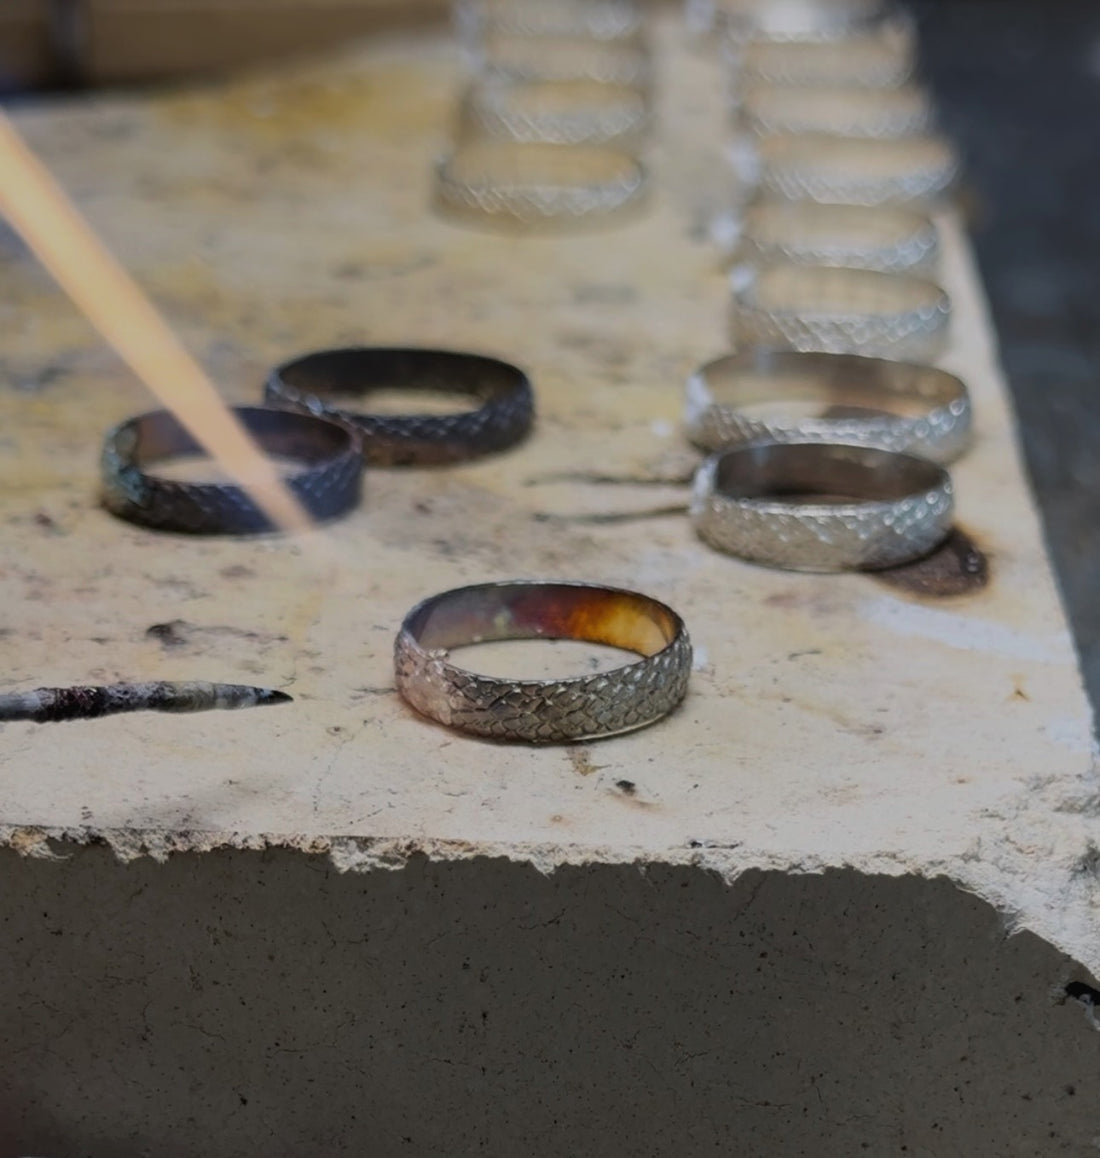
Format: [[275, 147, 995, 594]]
[[738, 81, 933, 140], [732, 200, 939, 274], [435, 141, 647, 230], [265, 348, 534, 466], [685, 349, 972, 464], [476, 35, 652, 90], [394, 580, 692, 743], [459, 77, 651, 147], [692, 439, 954, 571], [455, 0, 645, 46], [720, 0, 885, 44], [726, 7, 915, 88], [729, 263, 951, 362], [756, 132, 960, 206], [100, 406, 362, 534]]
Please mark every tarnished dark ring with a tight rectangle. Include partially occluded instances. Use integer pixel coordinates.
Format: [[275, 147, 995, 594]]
[[100, 406, 363, 534], [395, 580, 692, 743], [264, 348, 535, 466]]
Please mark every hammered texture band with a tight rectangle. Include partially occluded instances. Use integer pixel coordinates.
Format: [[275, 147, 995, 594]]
[[100, 406, 362, 534], [394, 581, 692, 743], [685, 349, 972, 464], [265, 348, 534, 466], [692, 440, 954, 572]]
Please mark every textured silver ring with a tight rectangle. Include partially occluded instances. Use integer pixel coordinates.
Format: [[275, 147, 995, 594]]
[[459, 77, 651, 147], [724, 6, 916, 88], [685, 349, 972, 464], [435, 141, 647, 231], [100, 406, 363, 534], [738, 81, 933, 140], [455, 0, 645, 46], [692, 439, 954, 572], [729, 262, 951, 362], [756, 132, 961, 207], [394, 580, 692, 743], [265, 347, 534, 467], [730, 200, 939, 275]]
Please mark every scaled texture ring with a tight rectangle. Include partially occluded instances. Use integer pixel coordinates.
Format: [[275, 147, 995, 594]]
[[692, 439, 954, 572], [435, 141, 647, 231], [729, 262, 951, 362], [394, 580, 692, 743], [265, 348, 534, 466], [756, 132, 960, 207], [459, 77, 651, 147], [100, 406, 363, 535], [685, 349, 971, 464], [732, 199, 939, 275]]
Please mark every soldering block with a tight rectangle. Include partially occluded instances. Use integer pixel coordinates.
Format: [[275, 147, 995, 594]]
[[0, 20, 1098, 1158]]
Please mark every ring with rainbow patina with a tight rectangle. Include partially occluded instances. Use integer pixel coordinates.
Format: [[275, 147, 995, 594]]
[[394, 580, 692, 743]]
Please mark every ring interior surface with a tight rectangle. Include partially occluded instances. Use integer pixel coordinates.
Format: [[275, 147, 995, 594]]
[[266, 347, 535, 466], [100, 406, 363, 534], [687, 349, 971, 462], [395, 581, 692, 743], [693, 440, 953, 572], [713, 441, 943, 502]]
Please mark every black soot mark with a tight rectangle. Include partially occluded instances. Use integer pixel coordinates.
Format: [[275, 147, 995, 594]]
[[871, 526, 990, 598], [146, 620, 190, 648]]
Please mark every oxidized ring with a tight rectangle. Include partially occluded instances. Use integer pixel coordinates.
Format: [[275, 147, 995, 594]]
[[100, 406, 363, 534], [692, 439, 954, 571], [685, 349, 972, 464], [394, 580, 692, 743], [265, 348, 534, 466]]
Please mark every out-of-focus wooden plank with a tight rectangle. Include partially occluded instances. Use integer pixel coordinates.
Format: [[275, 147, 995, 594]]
[[82, 0, 446, 83], [0, 0, 53, 89]]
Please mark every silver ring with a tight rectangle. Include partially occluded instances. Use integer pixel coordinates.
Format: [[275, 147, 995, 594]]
[[394, 580, 692, 743], [724, 7, 916, 88], [732, 199, 939, 274], [738, 81, 933, 140], [474, 35, 652, 90], [692, 440, 954, 572], [756, 132, 961, 207], [720, 0, 886, 44], [729, 262, 951, 362], [435, 141, 647, 230], [686, 349, 971, 463], [459, 77, 651, 147], [455, 0, 645, 46], [685, 349, 972, 464]]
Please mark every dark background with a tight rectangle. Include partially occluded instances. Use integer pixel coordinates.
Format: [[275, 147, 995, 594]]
[[914, 0, 1100, 709]]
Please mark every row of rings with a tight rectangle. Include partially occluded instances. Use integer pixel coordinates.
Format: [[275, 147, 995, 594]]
[[683, 347, 966, 572], [436, 0, 652, 229], [99, 348, 535, 535], [399, 4, 957, 737]]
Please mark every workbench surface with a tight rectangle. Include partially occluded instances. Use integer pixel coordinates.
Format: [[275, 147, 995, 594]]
[[1, 21, 1096, 969]]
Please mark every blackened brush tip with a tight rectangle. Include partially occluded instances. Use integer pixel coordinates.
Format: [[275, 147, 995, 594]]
[[258, 688, 294, 706]]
